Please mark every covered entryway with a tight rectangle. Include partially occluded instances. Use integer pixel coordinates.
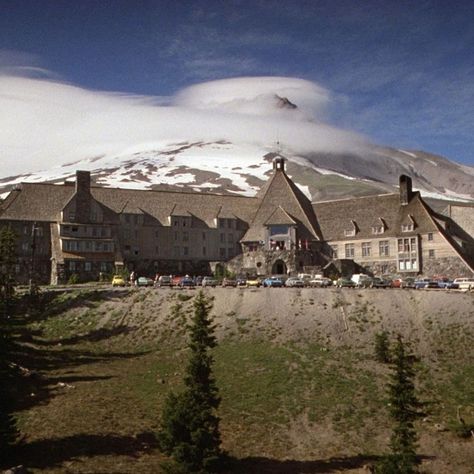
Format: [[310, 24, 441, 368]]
[[272, 259, 287, 275]]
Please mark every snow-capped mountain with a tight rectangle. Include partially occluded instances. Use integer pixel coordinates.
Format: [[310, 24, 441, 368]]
[[1, 75, 473, 203]]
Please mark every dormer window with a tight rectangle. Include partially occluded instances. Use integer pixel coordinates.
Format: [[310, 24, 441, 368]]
[[344, 219, 357, 237], [401, 223, 414, 232], [372, 225, 384, 235]]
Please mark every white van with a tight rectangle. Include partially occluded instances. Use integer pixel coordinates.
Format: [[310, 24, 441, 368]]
[[453, 278, 474, 290], [351, 273, 372, 287]]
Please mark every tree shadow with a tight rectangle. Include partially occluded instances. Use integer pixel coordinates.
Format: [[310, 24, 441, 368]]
[[13, 431, 158, 470], [227, 454, 379, 473]]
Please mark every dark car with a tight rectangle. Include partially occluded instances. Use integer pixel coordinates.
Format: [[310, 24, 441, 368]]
[[180, 276, 195, 288], [370, 277, 392, 288], [263, 276, 284, 288]]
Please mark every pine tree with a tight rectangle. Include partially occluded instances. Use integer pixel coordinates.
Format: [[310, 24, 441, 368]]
[[376, 335, 420, 474], [0, 226, 19, 467], [374, 331, 391, 363], [158, 291, 223, 473]]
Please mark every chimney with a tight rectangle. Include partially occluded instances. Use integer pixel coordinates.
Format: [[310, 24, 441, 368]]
[[75, 170, 91, 222], [399, 175, 413, 205], [273, 157, 286, 173]]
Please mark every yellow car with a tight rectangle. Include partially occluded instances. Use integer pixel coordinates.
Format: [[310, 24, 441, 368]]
[[112, 275, 126, 287], [246, 276, 261, 288]]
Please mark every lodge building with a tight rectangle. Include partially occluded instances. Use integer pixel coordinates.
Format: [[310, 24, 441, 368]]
[[0, 158, 473, 284]]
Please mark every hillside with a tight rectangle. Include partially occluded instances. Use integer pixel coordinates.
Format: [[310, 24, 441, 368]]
[[10, 287, 474, 473]]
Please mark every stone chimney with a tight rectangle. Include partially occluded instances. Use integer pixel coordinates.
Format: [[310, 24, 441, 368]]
[[399, 175, 413, 205], [273, 157, 286, 173], [75, 170, 91, 222]]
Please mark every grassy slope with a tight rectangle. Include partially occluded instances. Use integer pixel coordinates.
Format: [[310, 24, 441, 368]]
[[9, 288, 474, 473]]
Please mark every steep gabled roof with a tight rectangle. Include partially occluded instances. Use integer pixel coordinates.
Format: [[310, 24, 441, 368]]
[[264, 206, 296, 226], [241, 165, 321, 242]]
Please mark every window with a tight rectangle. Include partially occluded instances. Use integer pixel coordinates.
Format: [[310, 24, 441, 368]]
[[220, 233, 225, 243], [36, 226, 44, 237], [155, 230, 159, 238], [219, 219, 225, 228], [372, 225, 384, 235], [202, 232, 206, 240], [85, 262, 92, 272], [72, 227, 78, 233], [92, 227, 97, 237], [68, 212, 75, 222], [69, 261, 76, 271], [227, 233, 233, 242], [361, 242, 371, 257], [345, 243, 355, 258], [227, 219, 233, 229], [155, 246, 159, 255], [344, 229, 355, 237], [429, 249, 435, 258], [174, 219, 179, 226], [173, 246, 180, 257], [379, 240, 390, 257], [428, 233, 433, 241], [202, 246, 207, 256], [401, 223, 414, 232], [100, 262, 108, 272], [331, 245, 338, 259], [22, 242, 29, 252], [183, 246, 189, 256], [174, 231, 178, 241], [182, 232, 189, 242], [219, 247, 226, 258]]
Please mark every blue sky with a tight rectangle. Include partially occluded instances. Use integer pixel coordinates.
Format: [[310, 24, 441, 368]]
[[1, 0, 473, 166]]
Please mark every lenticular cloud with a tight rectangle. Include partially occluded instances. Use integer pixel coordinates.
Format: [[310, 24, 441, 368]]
[[0, 72, 369, 177]]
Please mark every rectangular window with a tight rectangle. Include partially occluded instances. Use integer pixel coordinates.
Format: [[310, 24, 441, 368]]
[[202, 246, 207, 256], [202, 232, 206, 240], [174, 231, 178, 241], [345, 243, 355, 258], [227, 233, 233, 242], [155, 230, 159, 238], [428, 232, 433, 241], [68, 212, 75, 222], [85, 262, 92, 272], [155, 246, 159, 255], [401, 223, 414, 232], [219, 219, 225, 228], [220, 233, 225, 243], [331, 245, 338, 259], [22, 242, 29, 252], [69, 261, 76, 271], [379, 240, 390, 257], [182, 232, 189, 242], [100, 262, 108, 272], [72, 227, 78, 233], [36, 226, 44, 237], [361, 242, 371, 257], [372, 225, 384, 235], [183, 246, 189, 256], [227, 219, 232, 229], [344, 229, 355, 237], [428, 249, 435, 258], [219, 247, 226, 258]]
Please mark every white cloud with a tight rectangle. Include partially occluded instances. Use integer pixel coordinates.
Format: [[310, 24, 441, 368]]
[[0, 71, 370, 178]]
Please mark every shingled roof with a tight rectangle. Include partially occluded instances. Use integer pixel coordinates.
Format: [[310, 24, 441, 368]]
[[241, 160, 322, 242], [313, 192, 439, 241], [0, 182, 259, 227]]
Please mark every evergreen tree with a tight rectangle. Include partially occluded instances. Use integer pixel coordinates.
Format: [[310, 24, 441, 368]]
[[0, 226, 19, 467], [374, 331, 391, 363], [376, 335, 420, 474], [158, 291, 223, 473]]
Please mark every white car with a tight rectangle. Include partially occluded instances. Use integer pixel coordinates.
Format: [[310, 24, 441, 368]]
[[453, 278, 474, 290], [309, 277, 332, 287]]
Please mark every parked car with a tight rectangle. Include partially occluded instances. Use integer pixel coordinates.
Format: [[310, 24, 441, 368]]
[[222, 277, 237, 287], [111, 275, 126, 287], [391, 277, 415, 289], [202, 276, 218, 287], [195, 276, 203, 286], [171, 275, 183, 287], [298, 273, 313, 286], [263, 276, 284, 288], [454, 277, 474, 290], [336, 277, 356, 288], [156, 275, 172, 287], [180, 276, 195, 288], [414, 278, 432, 289], [425, 280, 441, 289], [309, 276, 332, 287], [370, 277, 392, 288], [137, 276, 154, 287], [351, 274, 371, 287], [285, 277, 305, 288], [236, 276, 247, 286], [246, 276, 261, 288]]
